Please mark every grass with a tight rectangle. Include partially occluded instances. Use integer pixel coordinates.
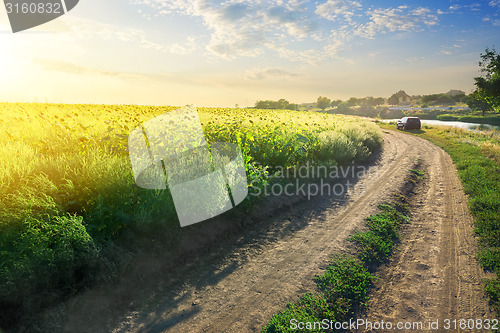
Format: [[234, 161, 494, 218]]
[[0, 102, 383, 331], [262, 170, 422, 332], [436, 114, 500, 126], [379, 122, 500, 315]]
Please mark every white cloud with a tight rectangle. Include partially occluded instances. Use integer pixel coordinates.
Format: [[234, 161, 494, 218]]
[[43, 16, 197, 56], [490, 0, 500, 8], [355, 6, 438, 38], [130, 0, 317, 59], [130, 0, 440, 63], [33, 59, 146, 79], [244, 67, 299, 80], [315, 0, 362, 22], [406, 56, 425, 62]]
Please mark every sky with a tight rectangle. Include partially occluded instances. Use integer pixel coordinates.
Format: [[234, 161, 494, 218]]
[[0, 0, 500, 107]]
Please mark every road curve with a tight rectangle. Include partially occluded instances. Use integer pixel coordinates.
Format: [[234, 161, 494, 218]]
[[61, 130, 492, 333]]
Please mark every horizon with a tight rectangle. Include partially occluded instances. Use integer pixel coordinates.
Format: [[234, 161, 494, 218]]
[[1, 0, 500, 107]]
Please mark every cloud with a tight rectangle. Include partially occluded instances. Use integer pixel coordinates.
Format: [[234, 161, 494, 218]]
[[130, 0, 440, 62], [34, 59, 146, 79], [47, 16, 198, 55], [167, 36, 198, 55], [490, 0, 500, 8], [130, 0, 317, 59], [244, 68, 299, 80], [406, 56, 425, 62], [32, 58, 215, 87], [315, 0, 362, 22], [355, 6, 438, 38]]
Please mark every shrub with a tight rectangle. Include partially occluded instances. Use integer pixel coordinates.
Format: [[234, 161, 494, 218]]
[[314, 255, 373, 314], [350, 232, 392, 265], [485, 279, 500, 314], [262, 293, 335, 333], [0, 214, 101, 329]]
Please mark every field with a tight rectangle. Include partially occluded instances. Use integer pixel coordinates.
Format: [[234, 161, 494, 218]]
[[0, 103, 383, 330]]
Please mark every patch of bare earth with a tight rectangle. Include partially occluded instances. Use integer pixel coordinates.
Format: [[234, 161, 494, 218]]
[[53, 131, 492, 333]]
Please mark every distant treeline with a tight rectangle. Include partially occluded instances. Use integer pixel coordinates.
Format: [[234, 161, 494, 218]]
[[254, 99, 299, 110]]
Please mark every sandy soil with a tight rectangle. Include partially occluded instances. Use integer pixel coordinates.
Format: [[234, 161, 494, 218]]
[[365, 132, 494, 332], [54, 130, 492, 333]]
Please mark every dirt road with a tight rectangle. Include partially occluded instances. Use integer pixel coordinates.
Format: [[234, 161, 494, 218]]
[[59, 130, 492, 332], [366, 133, 493, 331]]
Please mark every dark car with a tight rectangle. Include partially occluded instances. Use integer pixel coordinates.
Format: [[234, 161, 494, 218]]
[[397, 117, 421, 130]]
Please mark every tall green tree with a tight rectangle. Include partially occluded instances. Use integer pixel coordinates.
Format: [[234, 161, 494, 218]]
[[469, 48, 500, 114], [467, 90, 493, 116]]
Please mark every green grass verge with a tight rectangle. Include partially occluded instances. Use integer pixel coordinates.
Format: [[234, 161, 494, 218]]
[[436, 114, 500, 126], [262, 171, 422, 332], [379, 123, 500, 315]]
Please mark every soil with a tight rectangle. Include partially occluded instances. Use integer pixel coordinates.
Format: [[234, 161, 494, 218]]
[[46, 130, 492, 333], [365, 131, 494, 332]]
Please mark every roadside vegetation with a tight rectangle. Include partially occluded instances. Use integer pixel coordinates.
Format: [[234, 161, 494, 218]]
[[262, 170, 424, 332], [380, 122, 500, 315], [0, 102, 382, 331], [435, 114, 500, 126]]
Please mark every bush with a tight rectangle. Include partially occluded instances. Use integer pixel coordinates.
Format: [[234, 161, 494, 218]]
[[314, 255, 373, 314], [263, 293, 336, 332], [437, 114, 459, 121], [458, 116, 500, 126], [0, 214, 101, 329], [478, 248, 500, 275], [350, 232, 392, 265], [485, 279, 500, 314]]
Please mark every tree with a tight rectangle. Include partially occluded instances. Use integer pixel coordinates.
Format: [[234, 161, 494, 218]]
[[421, 94, 442, 104], [255, 100, 274, 109], [470, 48, 500, 114], [254, 99, 297, 110], [387, 94, 399, 105], [436, 94, 455, 105], [467, 90, 492, 116], [330, 99, 342, 107], [347, 97, 359, 106], [316, 96, 331, 110], [372, 97, 386, 106], [276, 98, 289, 109]]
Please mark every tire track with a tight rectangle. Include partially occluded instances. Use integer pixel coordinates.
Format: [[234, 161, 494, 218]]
[[62, 130, 491, 333], [109, 132, 421, 333], [366, 133, 492, 332]]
